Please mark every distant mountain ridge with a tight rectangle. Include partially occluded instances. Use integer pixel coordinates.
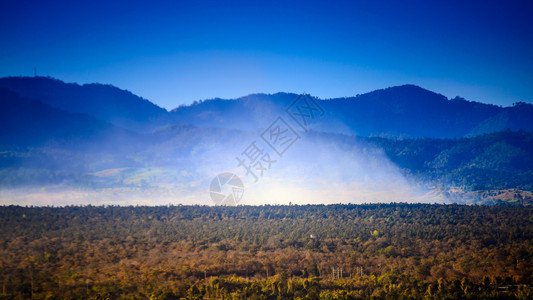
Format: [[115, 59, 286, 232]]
[[170, 85, 533, 138], [0, 76, 532, 138], [0, 88, 134, 148], [0, 76, 168, 132], [1, 77, 533, 203]]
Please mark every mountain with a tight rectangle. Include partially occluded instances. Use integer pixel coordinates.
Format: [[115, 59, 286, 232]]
[[0, 88, 135, 148], [2, 116, 532, 203], [170, 93, 296, 131], [324, 85, 501, 137], [365, 130, 533, 190], [467, 101, 533, 136], [1, 77, 532, 204], [0, 76, 168, 132], [1, 77, 531, 138], [171, 85, 533, 138]]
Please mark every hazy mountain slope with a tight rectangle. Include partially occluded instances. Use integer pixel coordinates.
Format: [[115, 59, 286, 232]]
[[2, 124, 532, 205], [0, 88, 135, 148], [328, 87, 532, 137], [170, 93, 296, 130], [0, 77, 168, 131], [467, 102, 533, 136], [1, 77, 531, 138], [324, 85, 499, 137], [171, 85, 533, 138], [1, 77, 532, 205], [365, 130, 533, 190]]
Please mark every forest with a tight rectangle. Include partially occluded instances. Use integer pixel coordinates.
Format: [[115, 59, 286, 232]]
[[0, 204, 532, 299]]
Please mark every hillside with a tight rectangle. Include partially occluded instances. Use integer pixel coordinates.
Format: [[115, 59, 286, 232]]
[[1, 122, 532, 204], [170, 85, 533, 138], [0, 77, 168, 132], [0, 88, 134, 149], [0, 77, 532, 204], [1, 77, 532, 138]]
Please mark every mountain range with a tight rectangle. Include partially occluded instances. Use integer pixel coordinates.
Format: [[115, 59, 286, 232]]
[[1, 76, 532, 139], [0, 76, 532, 205]]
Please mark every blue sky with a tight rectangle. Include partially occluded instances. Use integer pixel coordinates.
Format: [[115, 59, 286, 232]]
[[1, 0, 532, 109]]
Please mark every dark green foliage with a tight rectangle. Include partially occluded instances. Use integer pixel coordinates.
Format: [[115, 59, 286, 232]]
[[366, 130, 533, 190]]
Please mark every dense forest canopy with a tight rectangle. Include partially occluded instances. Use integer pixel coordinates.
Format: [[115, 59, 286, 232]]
[[1, 204, 531, 299]]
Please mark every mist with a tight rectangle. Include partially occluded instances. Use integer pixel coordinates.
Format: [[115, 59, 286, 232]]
[[0, 122, 448, 206]]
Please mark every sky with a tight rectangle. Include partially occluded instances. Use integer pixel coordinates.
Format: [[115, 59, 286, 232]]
[[1, 0, 532, 110]]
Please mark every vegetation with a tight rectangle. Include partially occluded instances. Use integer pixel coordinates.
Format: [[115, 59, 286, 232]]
[[0, 204, 531, 299], [364, 130, 533, 192], [2, 130, 533, 199]]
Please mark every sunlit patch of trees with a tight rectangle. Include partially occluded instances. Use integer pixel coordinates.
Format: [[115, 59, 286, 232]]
[[0, 204, 531, 299]]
